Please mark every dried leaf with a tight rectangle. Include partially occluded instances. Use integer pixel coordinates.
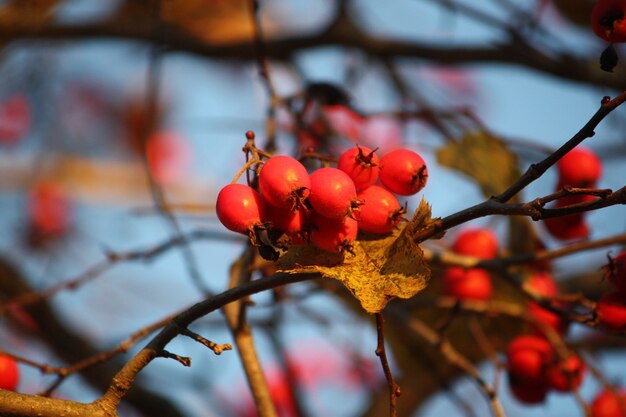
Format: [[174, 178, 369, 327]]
[[437, 131, 519, 198], [278, 198, 433, 313]]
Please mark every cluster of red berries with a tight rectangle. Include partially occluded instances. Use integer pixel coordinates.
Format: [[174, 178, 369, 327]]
[[596, 251, 626, 331], [442, 228, 498, 301], [506, 334, 586, 404], [216, 144, 428, 256], [544, 146, 602, 241]]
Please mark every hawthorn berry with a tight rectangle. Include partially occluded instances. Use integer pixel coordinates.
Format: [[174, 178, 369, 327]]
[[309, 212, 358, 253], [557, 146, 602, 188], [337, 146, 380, 191], [547, 354, 586, 392], [356, 185, 404, 234], [596, 291, 626, 331], [308, 167, 360, 220], [146, 131, 190, 185], [259, 156, 311, 210], [526, 272, 569, 335], [592, 0, 626, 43], [591, 389, 626, 417], [605, 251, 626, 293], [506, 335, 554, 383], [379, 149, 428, 196], [28, 181, 72, 238], [264, 204, 307, 234], [544, 214, 589, 241], [0, 94, 30, 145], [0, 355, 19, 391], [442, 267, 492, 301], [216, 184, 266, 236], [508, 373, 549, 405], [452, 228, 498, 259]]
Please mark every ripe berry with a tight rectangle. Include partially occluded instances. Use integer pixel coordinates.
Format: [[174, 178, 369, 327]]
[[526, 272, 568, 335], [0, 355, 19, 391], [442, 267, 492, 301], [508, 374, 549, 405], [557, 147, 602, 188], [547, 354, 586, 392], [544, 215, 589, 241], [337, 146, 380, 191], [28, 181, 72, 238], [591, 389, 626, 417], [309, 212, 358, 253], [605, 251, 626, 293], [506, 335, 554, 383], [0, 94, 30, 145], [596, 291, 626, 331], [452, 228, 498, 259], [357, 185, 403, 234], [592, 0, 626, 43], [216, 184, 266, 235], [308, 167, 359, 220], [264, 204, 307, 234], [146, 131, 190, 185], [379, 149, 428, 196], [259, 156, 311, 210]]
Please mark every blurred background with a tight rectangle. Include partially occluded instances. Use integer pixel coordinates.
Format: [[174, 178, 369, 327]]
[[0, 0, 625, 416]]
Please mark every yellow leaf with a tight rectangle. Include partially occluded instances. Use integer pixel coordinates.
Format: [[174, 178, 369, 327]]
[[437, 131, 519, 198], [278, 198, 433, 313]]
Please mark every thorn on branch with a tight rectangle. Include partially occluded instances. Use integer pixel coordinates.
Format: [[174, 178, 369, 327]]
[[178, 326, 233, 355], [159, 350, 191, 367]]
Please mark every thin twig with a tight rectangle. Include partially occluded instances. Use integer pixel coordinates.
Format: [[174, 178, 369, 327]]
[[375, 313, 401, 417]]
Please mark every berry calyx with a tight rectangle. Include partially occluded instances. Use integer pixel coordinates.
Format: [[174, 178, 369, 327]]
[[442, 267, 492, 301], [337, 145, 380, 191], [216, 184, 266, 237], [259, 156, 311, 210], [379, 149, 428, 196], [308, 167, 360, 220], [452, 228, 499, 259], [357, 185, 404, 234], [596, 291, 626, 331]]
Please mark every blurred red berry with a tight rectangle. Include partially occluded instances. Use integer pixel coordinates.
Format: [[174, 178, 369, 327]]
[[592, 0, 626, 43], [28, 181, 72, 239], [452, 228, 499, 259], [547, 354, 586, 392], [597, 291, 626, 331], [146, 131, 191, 185], [0, 94, 31, 145], [506, 335, 555, 383], [557, 146, 602, 188], [0, 355, 19, 391], [442, 267, 492, 301], [508, 373, 549, 405], [591, 388, 626, 417]]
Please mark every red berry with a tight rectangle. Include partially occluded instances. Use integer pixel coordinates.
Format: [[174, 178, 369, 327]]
[[557, 147, 602, 188], [597, 291, 626, 331], [527, 272, 559, 297], [308, 167, 359, 220], [605, 251, 626, 293], [547, 354, 586, 392], [357, 185, 403, 234], [146, 131, 191, 185], [0, 355, 19, 391], [508, 374, 549, 405], [216, 184, 266, 235], [592, 0, 626, 43], [264, 204, 307, 234], [259, 156, 311, 210], [337, 146, 380, 191], [544, 215, 589, 241], [452, 228, 498, 259], [309, 212, 358, 253], [526, 272, 568, 335], [506, 335, 554, 383], [0, 94, 30, 145], [379, 149, 428, 196], [591, 389, 626, 417], [28, 181, 72, 238], [442, 267, 492, 301]]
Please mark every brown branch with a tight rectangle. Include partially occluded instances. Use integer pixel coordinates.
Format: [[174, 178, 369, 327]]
[[375, 313, 401, 417]]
